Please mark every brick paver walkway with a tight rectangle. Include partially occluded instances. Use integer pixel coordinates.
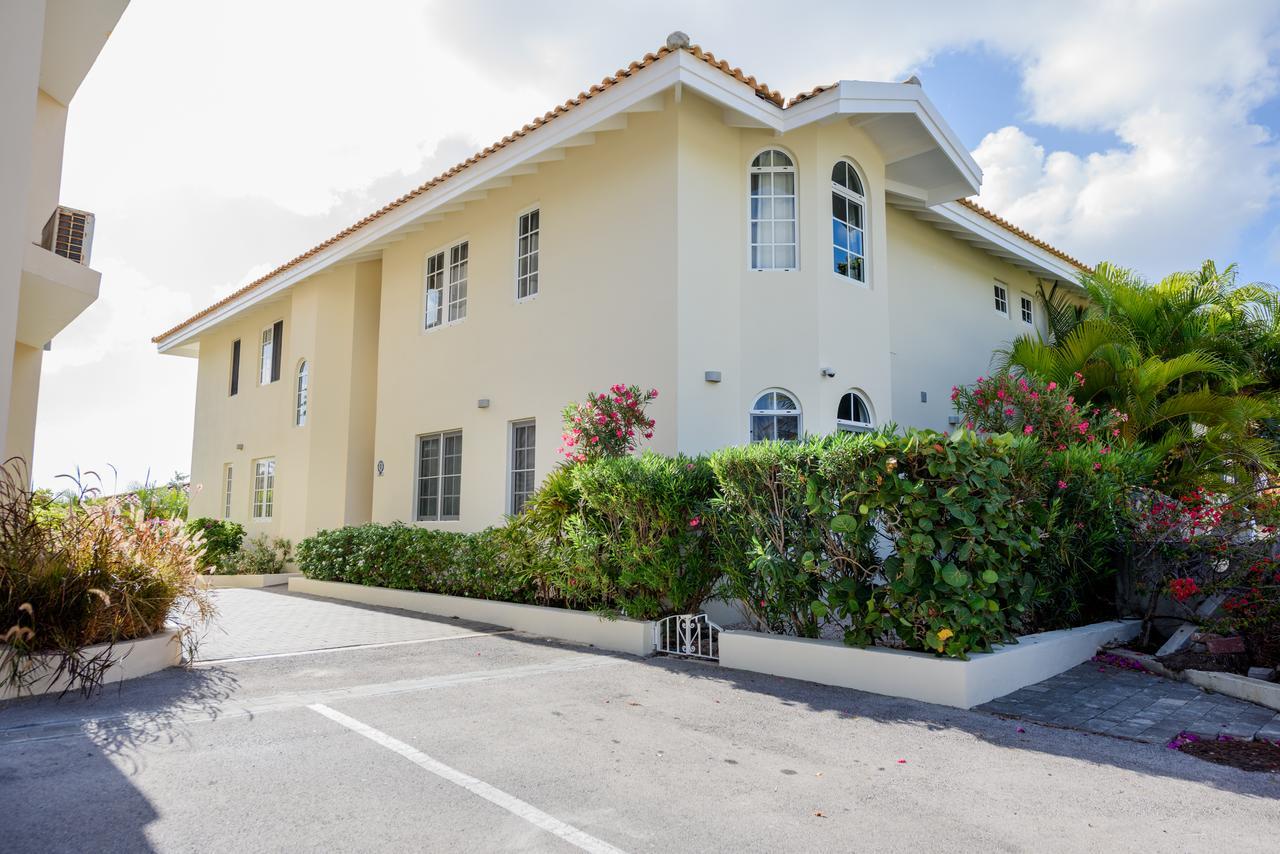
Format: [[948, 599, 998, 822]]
[[195, 588, 501, 661], [979, 660, 1280, 744]]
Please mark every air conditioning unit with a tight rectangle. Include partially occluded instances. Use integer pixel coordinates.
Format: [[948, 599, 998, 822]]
[[41, 206, 95, 266]]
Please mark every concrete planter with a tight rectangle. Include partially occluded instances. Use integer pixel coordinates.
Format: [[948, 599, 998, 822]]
[[200, 572, 300, 589], [719, 620, 1141, 709], [0, 626, 183, 701], [1108, 648, 1280, 713], [288, 577, 655, 657]]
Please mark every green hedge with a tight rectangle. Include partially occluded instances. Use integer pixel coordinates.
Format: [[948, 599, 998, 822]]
[[186, 518, 245, 571], [295, 523, 537, 604]]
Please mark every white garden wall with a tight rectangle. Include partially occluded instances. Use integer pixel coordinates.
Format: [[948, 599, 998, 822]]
[[0, 626, 183, 701]]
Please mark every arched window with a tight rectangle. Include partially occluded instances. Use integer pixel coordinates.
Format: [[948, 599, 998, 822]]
[[750, 389, 801, 442], [295, 360, 309, 427], [831, 160, 866, 282], [837, 391, 873, 432], [749, 149, 797, 271]]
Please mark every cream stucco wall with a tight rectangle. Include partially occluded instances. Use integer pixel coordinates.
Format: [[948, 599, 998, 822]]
[[885, 206, 1053, 432], [180, 87, 1088, 539]]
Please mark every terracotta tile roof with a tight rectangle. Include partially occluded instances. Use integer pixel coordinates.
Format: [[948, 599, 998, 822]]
[[153, 42, 1086, 344], [956, 198, 1092, 273]]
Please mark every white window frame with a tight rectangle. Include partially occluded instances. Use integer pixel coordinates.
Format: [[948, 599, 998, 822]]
[[749, 388, 803, 442], [423, 248, 446, 330], [515, 207, 540, 302], [508, 419, 536, 516], [424, 238, 469, 331], [295, 359, 309, 427], [415, 430, 463, 522], [748, 148, 799, 272], [259, 324, 275, 384], [222, 464, 233, 519], [1020, 293, 1035, 325], [993, 281, 1009, 317], [251, 457, 275, 521], [830, 159, 868, 286], [447, 241, 469, 324], [836, 390, 875, 433]]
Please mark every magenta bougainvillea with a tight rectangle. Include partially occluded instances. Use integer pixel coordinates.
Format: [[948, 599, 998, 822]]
[[559, 384, 658, 463]]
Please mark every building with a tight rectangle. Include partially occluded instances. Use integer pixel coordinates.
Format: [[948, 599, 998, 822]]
[[154, 34, 1090, 542], [0, 0, 129, 475]]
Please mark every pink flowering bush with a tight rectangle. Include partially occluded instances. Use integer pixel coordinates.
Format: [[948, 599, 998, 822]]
[[559, 384, 657, 464], [952, 372, 1125, 449]]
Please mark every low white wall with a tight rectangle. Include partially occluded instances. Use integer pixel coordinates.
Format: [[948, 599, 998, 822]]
[[289, 577, 655, 657], [0, 626, 183, 701], [719, 620, 1140, 709], [201, 572, 300, 589]]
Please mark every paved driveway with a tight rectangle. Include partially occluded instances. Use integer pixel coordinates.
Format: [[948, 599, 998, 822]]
[[2, 589, 1277, 853]]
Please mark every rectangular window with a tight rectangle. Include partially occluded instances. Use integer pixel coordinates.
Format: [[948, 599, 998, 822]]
[[509, 420, 536, 515], [1020, 294, 1035, 325], [222, 464, 233, 519], [260, 321, 283, 384], [229, 339, 241, 396], [252, 457, 275, 520], [447, 242, 468, 323], [424, 250, 444, 329], [416, 431, 462, 521], [516, 210, 540, 300], [993, 282, 1009, 316]]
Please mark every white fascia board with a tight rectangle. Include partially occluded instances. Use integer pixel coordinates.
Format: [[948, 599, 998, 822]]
[[158, 54, 691, 352], [931, 201, 1084, 282]]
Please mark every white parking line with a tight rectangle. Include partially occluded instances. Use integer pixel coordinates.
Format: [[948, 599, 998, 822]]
[[194, 630, 514, 665], [308, 703, 627, 854]]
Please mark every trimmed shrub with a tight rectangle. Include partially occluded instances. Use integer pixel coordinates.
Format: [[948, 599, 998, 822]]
[[186, 518, 245, 571], [217, 534, 291, 576], [713, 430, 1045, 657], [515, 453, 721, 619], [296, 523, 537, 604]]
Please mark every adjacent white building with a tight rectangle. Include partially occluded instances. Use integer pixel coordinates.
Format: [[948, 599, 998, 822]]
[[155, 35, 1090, 541]]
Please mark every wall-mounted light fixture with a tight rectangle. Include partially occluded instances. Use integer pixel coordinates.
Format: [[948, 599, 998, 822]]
[[704, 371, 722, 383], [235, 443, 244, 451], [947, 415, 961, 426], [920, 391, 928, 403], [477, 398, 490, 409]]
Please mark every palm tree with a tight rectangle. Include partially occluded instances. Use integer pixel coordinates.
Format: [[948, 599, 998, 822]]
[[1003, 262, 1280, 486]]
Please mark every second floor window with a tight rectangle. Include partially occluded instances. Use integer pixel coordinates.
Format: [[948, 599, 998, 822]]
[[749, 149, 797, 271], [994, 282, 1009, 316], [448, 242, 469, 323], [260, 321, 283, 384], [229, 339, 241, 396], [295, 360, 309, 426], [831, 160, 866, 282], [516, 210, 539, 300], [1020, 294, 1035, 325], [425, 241, 469, 329]]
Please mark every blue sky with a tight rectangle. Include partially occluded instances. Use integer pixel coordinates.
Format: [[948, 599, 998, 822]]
[[33, 0, 1280, 490]]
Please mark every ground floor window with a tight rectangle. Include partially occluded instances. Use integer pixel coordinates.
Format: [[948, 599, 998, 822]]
[[837, 391, 874, 432], [417, 430, 463, 521], [509, 420, 536, 515], [750, 389, 801, 442], [252, 458, 275, 520], [222, 464, 234, 518]]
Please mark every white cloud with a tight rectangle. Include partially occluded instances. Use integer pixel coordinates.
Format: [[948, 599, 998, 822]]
[[33, 0, 1280, 488]]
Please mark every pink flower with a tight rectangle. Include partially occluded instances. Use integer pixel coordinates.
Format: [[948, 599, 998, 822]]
[[1004, 407, 1015, 416], [1057, 480, 1068, 489], [1047, 382, 1057, 391], [689, 517, 701, 527], [649, 388, 659, 398], [1076, 422, 1089, 434], [1023, 425, 1034, 435], [616, 429, 624, 438], [1093, 462, 1102, 471], [590, 436, 599, 444]]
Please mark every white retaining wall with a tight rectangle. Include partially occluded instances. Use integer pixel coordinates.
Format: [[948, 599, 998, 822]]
[[201, 572, 300, 589]]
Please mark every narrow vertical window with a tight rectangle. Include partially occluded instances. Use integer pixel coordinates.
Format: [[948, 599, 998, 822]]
[[516, 210, 540, 300], [416, 430, 463, 521], [259, 326, 274, 384], [994, 282, 1009, 316], [222, 464, 233, 519], [447, 242, 469, 323], [271, 320, 283, 382], [252, 457, 275, 520], [1020, 294, 1034, 325], [831, 160, 866, 282], [509, 420, 536, 515], [295, 360, 309, 426], [229, 339, 241, 396], [424, 250, 444, 329], [749, 150, 797, 270]]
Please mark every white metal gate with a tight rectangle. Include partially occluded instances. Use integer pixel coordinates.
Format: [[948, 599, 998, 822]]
[[654, 613, 722, 660]]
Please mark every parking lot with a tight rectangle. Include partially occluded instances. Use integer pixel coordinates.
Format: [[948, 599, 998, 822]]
[[2, 589, 1277, 852]]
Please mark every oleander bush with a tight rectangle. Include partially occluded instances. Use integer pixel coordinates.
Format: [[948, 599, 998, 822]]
[[216, 533, 291, 576], [186, 517, 245, 571], [1, 460, 213, 697]]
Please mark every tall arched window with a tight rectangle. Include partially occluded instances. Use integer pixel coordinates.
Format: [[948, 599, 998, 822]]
[[831, 160, 866, 282], [295, 360, 309, 427], [749, 149, 797, 271], [750, 389, 801, 442], [837, 391, 873, 432]]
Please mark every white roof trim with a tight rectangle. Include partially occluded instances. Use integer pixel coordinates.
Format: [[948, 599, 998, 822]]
[[157, 51, 988, 352]]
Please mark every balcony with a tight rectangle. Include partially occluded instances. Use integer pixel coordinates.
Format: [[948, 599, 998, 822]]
[[17, 206, 101, 347]]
